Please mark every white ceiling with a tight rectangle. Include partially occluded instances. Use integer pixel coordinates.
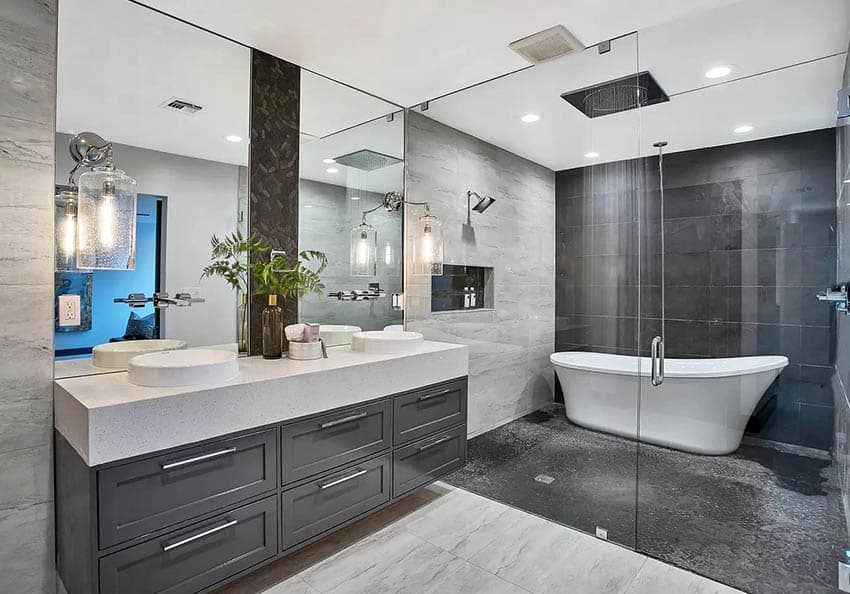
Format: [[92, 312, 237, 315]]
[[136, 0, 743, 107], [423, 0, 850, 171]]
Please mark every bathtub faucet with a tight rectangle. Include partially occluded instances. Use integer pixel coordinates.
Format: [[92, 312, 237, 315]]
[[817, 284, 850, 315]]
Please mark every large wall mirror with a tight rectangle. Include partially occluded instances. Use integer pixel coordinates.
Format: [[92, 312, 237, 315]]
[[53, 0, 406, 377], [54, 0, 250, 378], [298, 72, 404, 342]]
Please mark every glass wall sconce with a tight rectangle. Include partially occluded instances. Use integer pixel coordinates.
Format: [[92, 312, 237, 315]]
[[54, 189, 77, 271], [353, 191, 443, 277], [350, 216, 377, 276], [66, 132, 137, 270], [411, 208, 444, 276]]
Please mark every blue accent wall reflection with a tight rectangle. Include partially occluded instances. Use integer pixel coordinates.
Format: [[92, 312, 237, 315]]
[[55, 195, 159, 355]]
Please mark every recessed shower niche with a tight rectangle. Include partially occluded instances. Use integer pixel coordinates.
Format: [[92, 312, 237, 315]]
[[431, 265, 493, 313]]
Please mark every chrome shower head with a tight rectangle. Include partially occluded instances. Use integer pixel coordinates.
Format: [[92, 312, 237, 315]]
[[468, 191, 495, 213]]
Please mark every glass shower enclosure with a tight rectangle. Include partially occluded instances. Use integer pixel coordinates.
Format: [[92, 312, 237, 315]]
[[403, 1, 848, 591]]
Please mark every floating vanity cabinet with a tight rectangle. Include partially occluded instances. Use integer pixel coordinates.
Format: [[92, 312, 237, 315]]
[[55, 375, 468, 594]]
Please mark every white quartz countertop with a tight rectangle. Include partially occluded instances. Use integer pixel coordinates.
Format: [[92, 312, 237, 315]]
[[55, 341, 468, 467]]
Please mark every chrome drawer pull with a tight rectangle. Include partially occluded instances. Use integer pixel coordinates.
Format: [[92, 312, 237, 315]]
[[319, 411, 368, 429], [161, 519, 237, 552], [317, 467, 367, 490], [417, 389, 451, 402], [417, 435, 451, 452], [160, 447, 237, 470]]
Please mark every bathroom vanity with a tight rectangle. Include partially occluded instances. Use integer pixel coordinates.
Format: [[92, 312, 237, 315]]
[[54, 342, 468, 594]]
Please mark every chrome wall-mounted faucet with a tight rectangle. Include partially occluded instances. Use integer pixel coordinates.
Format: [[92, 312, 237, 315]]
[[817, 284, 850, 314], [114, 292, 205, 309], [328, 283, 386, 301]]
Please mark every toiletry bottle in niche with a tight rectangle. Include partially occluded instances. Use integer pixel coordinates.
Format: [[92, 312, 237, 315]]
[[464, 287, 471, 309], [262, 294, 283, 359]]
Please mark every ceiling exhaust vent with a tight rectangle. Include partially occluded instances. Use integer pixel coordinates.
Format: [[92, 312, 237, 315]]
[[160, 97, 204, 115], [509, 25, 584, 65]]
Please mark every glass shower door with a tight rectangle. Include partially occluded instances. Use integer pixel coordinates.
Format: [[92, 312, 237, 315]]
[[635, 2, 847, 591]]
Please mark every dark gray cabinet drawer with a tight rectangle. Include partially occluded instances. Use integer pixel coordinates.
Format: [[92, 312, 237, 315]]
[[393, 379, 467, 445], [282, 454, 390, 549], [98, 429, 277, 549], [281, 400, 391, 484], [99, 495, 277, 594], [393, 424, 466, 498]]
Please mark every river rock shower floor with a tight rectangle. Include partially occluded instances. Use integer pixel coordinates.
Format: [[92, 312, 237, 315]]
[[444, 403, 845, 594]]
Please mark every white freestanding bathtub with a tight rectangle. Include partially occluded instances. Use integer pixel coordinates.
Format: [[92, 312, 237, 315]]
[[550, 352, 788, 455]]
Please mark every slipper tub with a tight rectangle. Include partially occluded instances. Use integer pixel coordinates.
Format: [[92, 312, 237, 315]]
[[550, 352, 788, 455]]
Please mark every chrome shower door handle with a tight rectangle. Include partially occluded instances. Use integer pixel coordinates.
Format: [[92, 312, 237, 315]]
[[650, 336, 664, 387]]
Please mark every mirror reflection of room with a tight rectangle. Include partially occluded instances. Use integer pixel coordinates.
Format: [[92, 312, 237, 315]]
[[53, 0, 249, 378], [298, 71, 404, 345]]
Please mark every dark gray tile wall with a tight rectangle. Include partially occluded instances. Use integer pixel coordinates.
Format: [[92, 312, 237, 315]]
[[248, 50, 300, 355], [0, 1, 57, 592], [556, 129, 837, 450]]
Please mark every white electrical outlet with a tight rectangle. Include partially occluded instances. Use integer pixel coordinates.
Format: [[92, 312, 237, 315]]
[[58, 294, 81, 327]]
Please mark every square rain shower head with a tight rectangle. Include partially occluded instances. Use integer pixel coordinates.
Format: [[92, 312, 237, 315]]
[[333, 149, 402, 171], [560, 71, 669, 118]]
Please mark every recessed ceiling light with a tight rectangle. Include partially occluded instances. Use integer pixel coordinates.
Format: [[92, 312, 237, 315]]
[[705, 65, 732, 79], [326, 167, 339, 174], [323, 158, 336, 164], [584, 151, 600, 158], [521, 113, 540, 123], [733, 124, 754, 134], [225, 134, 243, 142], [350, 195, 361, 200], [303, 204, 313, 208]]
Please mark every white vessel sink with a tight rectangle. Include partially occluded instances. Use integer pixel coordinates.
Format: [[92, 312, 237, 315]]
[[92, 339, 188, 369], [127, 349, 239, 387], [351, 330, 424, 354], [319, 325, 362, 347]]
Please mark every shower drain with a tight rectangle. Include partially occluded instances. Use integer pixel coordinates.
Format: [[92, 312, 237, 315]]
[[534, 474, 555, 484]]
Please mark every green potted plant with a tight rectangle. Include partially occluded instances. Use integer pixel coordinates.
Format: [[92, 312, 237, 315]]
[[250, 250, 327, 359], [201, 231, 266, 353]]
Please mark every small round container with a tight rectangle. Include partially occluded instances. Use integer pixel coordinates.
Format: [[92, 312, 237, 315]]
[[287, 341, 324, 361]]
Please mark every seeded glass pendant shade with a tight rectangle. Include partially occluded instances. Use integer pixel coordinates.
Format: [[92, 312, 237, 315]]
[[412, 213, 443, 276], [350, 221, 377, 276], [54, 190, 78, 271], [76, 167, 137, 270]]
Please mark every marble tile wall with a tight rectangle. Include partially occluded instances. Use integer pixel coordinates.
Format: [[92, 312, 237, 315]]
[[248, 50, 300, 354], [557, 129, 837, 450], [298, 179, 402, 331], [0, 0, 57, 592], [834, 44, 850, 541], [404, 111, 556, 436]]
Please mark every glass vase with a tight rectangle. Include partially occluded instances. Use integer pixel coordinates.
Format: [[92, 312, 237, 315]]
[[262, 294, 283, 359]]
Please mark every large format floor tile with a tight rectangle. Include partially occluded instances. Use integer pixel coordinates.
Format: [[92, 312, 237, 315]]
[[215, 482, 742, 594]]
